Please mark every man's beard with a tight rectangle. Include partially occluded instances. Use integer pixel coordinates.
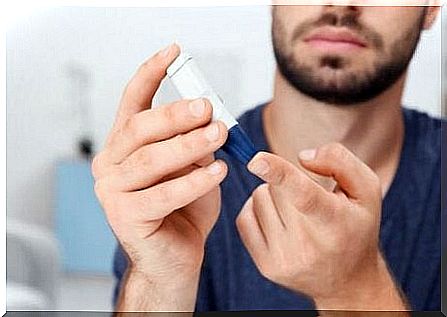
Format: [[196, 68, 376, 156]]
[[272, 8, 426, 105]]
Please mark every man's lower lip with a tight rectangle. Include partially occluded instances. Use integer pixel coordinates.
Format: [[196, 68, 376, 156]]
[[305, 39, 365, 51]]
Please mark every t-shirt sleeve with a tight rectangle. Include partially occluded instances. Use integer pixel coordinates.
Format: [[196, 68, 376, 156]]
[[112, 245, 128, 307]]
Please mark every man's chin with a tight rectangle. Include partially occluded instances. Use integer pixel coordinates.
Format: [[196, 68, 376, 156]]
[[295, 75, 371, 105], [309, 68, 357, 90]]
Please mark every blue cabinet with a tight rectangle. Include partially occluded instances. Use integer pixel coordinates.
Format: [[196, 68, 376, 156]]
[[55, 161, 117, 274]]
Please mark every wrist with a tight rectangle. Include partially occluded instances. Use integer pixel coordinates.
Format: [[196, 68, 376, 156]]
[[314, 253, 407, 311], [127, 265, 201, 293], [130, 258, 201, 283], [116, 267, 201, 312]]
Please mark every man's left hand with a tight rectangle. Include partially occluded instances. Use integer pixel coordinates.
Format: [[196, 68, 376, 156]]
[[237, 143, 407, 311]]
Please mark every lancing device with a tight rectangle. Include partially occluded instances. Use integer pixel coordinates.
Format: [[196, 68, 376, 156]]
[[167, 51, 257, 165]]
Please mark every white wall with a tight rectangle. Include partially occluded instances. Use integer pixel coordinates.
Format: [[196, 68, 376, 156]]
[[404, 7, 442, 116], [6, 6, 442, 229]]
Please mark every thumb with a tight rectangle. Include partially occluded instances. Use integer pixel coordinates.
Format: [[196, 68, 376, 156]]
[[247, 151, 299, 186], [298, 143, 381, 202]]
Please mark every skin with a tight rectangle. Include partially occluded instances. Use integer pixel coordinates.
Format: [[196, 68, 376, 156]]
[[93, 45, 228, 312], [271, 6, 425, 105], [92, 4, 439, 314], [240, 4, 439, 314]]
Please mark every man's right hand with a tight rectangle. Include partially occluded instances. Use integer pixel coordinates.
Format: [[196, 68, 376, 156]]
[[91, 44, 228, 311]]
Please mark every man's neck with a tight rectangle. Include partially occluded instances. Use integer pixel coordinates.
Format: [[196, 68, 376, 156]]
[[263, 70, 406, 194]]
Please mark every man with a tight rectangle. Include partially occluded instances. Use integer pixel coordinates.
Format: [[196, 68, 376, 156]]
[[92, 4, 443, 313]]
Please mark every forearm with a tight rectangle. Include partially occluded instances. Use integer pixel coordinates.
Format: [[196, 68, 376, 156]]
[[114, 268, 199, 315], [315, 255, 409, 317]]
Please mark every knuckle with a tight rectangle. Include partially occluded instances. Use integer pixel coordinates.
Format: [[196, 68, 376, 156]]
[[94, 179, 113, 201], [178, 133, 198, 154], [91, 153, 104, 179], [298, 196, 317, 213], [134, 194, 153, 218], [94, 179, 116, 212], [132, 191, 165, 222], [93, 179, 106, 198], [169, 133, 206, 161], [165, 135, 184, 159], [187, 171, 205, 190], [132, 145, 154, 169], [152, 185, 171, 207], [93, 182, 129, 227], [124, 115, 145, 142], [162, 103, 178, 126], [293, 185, 317, 212], [272, 168, 287, 185]]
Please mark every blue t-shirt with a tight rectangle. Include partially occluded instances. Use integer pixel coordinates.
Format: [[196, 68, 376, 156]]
[[113, 104, 444, 311]]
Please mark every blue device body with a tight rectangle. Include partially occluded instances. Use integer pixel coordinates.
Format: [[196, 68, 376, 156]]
[[222, 124, 257, 165]]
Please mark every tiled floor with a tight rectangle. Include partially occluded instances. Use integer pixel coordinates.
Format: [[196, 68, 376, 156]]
[[57, 274, 115, 311]]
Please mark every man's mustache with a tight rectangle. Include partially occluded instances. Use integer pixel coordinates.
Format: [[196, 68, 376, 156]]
[[291, 12, 384, 50]]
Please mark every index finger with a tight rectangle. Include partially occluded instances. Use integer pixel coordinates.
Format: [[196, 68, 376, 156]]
[[298, 143, 382, 202], [113, 43, 181, 130]]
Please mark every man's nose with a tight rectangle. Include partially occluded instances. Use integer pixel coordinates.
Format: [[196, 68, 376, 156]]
[[322, 3, 361, 19], [323, 0, 366, 5]]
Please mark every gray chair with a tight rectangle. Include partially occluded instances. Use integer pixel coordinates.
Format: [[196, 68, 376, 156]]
[[7, 219, 61, 311]]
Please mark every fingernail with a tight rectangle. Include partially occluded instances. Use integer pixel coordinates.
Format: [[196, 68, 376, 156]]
[[189, 99, 205, 117], [205, 123, 220, 142], [299, 149, 316, 161], [206, 161, 222, 175], [160, 44, 173, 58], [248, 157, 270, 176]]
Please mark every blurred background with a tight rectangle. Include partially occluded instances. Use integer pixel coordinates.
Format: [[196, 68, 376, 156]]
[[6, 5, 446, 312]]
